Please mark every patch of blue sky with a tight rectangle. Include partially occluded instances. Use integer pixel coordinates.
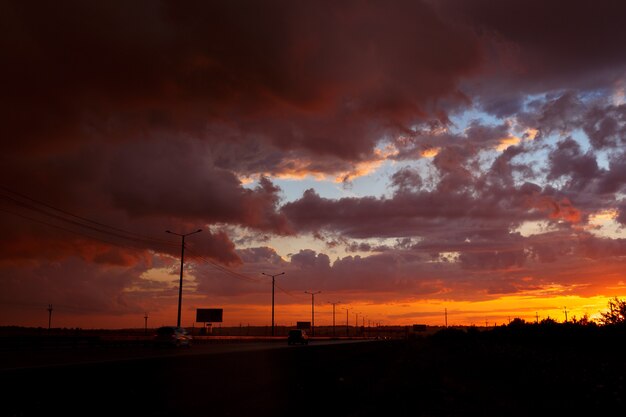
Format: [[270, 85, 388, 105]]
[[448, 106, 502, 134], [268, 160, 398, 204], [273, 177, 344, 203], [570, 128, 592, 152], [345, 161, 397, 199]]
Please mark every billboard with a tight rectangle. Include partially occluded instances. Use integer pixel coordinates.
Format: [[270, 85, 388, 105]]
[[296, 321, 311, 329], [196, 308, 223, 323]]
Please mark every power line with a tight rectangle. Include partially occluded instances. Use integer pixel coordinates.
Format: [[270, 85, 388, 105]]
[[0, 188, 289, 289], [186, 248, 263, 283], [0, 187, 309, 315], [0, 187, 178, 250], [0, 206, 163, 252]]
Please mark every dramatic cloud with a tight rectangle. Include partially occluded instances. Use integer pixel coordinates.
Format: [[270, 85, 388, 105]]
[[439, 0, 626, 115], [1, 0, 481, 160]]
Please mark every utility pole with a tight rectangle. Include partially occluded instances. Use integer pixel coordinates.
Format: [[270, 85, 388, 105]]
[[345, 307, 350, 337], [262, 272, 285, 336], [328, 301, 341, 336], [144, 312, 149, 336], [536, 312, 539, 324], [47, 304, 53, 330], [564, 306, 568, 323], [305, 291, 321, 336], [166, 228, 202, 327]]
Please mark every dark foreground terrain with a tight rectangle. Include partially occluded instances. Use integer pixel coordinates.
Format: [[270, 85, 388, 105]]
[[2, 324, 625, 417]]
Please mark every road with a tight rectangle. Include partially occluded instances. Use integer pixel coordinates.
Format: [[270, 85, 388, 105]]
[[0, 338, 372, 371], [1, 338, 393, 417]]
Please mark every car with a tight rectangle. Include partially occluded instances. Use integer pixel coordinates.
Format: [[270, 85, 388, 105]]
[[153, 326, 192, 348], [287, 329, 309, 345]]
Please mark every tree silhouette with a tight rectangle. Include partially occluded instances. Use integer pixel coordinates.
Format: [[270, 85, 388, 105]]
[[600, 297, 626, 325]]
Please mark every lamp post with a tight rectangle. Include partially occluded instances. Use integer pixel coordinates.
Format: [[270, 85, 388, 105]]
[[47, 304, 53, 330], [328, 301, 341, 337], [166, 228, 202, 327], [305, 291, 321, 336], [262, 272, 285, 336]]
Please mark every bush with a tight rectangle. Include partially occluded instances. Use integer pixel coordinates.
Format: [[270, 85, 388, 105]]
[[600, 297, 626, 325]]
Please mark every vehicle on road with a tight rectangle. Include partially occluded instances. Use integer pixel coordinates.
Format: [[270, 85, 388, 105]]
[[287, 329, 309, 345], [153, 326, 192, 348]]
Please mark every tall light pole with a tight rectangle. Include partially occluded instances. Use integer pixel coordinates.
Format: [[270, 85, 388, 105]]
[[328, 301, 341, 337], [262, 272, 285, 336], [166, 228, 202, 327], [363, 315, 366, 337], [47, 304, 53, 330], [345, 307, 351, 337], [305, 290, 321, 336]]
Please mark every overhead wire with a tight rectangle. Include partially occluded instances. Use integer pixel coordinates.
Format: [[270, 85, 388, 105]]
[[0, 186, 289, 289], [185, 248, 264, 284], [0, 186, 179, 250], [0, 206, 155, 252]]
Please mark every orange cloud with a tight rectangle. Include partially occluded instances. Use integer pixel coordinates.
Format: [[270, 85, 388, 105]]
[[421, 147, 441, 158], [528, 194, 582, 223], [495, 136, 521, 151]]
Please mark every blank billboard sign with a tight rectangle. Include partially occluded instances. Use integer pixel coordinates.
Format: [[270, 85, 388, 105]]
[[196, 308, 223, 323]]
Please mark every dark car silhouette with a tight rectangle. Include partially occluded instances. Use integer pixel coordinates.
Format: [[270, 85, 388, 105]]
[[153, 326, 192, 348], [287, 329, 309, 345]]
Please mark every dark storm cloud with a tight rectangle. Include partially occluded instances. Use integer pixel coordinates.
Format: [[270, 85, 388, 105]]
[[280, 182, 559, 240], [0, 0, 487, 268], [1, 0, 482, 160], [106, 138, 291, 233], [582, 103, 626, 149], [437, 0, 626, 112], [547, 137, 601, 190]]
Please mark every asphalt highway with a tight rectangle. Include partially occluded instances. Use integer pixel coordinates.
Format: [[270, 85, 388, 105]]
[[1, 338, 390, 417]]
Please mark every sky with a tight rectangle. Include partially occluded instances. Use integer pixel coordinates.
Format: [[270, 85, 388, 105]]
[[2, 0, 626, 329]]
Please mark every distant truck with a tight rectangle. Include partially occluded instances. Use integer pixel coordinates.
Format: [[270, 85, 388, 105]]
[[287, 329, 309, 345]]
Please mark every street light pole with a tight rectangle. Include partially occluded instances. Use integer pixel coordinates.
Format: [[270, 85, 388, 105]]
[[305, 291, 321, 336], [47, 304, 53, 331], [262, 272, 285, 336], [328, 301, 341, 337], [166, 228, 202, 328]]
